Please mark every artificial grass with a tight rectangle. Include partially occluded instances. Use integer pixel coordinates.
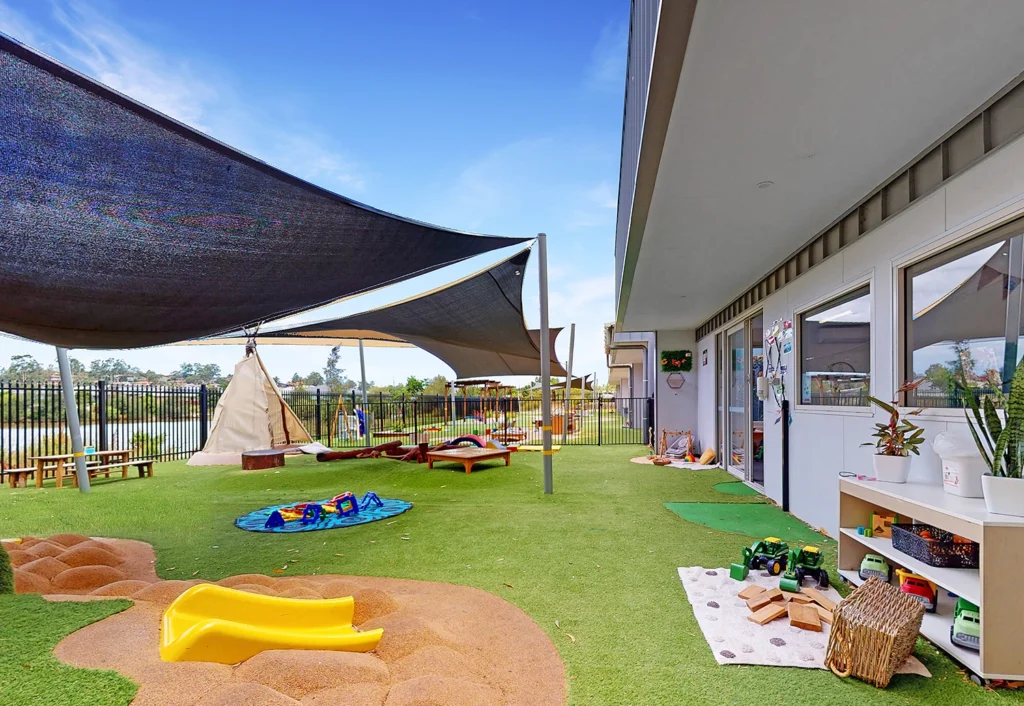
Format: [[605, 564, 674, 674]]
[[665, 502, 833, 547], [712, 481, 762, 497], [0, 544, 11, 595], [0, 447, 1017, 705], [0, 595, 135, 706]]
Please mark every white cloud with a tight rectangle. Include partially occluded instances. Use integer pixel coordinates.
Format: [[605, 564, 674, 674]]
[[566, 180, 617, 229], [585, 20, 627, 91], [10, 1, 365, 195], [0, 1, 38, 46]]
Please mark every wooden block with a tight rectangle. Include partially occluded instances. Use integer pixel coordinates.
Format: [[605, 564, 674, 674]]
[[801, 587, 836, 612], [788, 602, 822, 632], [815, 605, 833, 625], [763, 588, 784, 602], [748, 603, 788, 626], [746, 593, 773, 612], [737, 585, 766, 600], [787, 593, 814, 604]]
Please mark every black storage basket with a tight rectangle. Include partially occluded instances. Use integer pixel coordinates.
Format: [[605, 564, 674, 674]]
[[890, 523, 979, 569]]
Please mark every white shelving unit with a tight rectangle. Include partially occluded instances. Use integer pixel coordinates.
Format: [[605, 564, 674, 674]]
[[839, 478, 1024, 681]]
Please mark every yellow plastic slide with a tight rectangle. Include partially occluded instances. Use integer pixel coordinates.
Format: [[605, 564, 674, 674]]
[[161, 584, 384, 664]]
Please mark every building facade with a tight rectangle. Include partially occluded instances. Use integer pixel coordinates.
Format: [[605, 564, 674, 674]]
[[614, 0, 1024, 534]]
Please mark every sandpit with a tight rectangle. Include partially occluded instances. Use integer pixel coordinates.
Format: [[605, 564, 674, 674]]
[[4, 535, 566, 706]]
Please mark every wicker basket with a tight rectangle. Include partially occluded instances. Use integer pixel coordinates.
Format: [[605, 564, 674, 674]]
[[825, 577, 924, 687], [891, 523, 979, 569]]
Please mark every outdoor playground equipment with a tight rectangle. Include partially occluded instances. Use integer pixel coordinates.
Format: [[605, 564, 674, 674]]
[[779, 545, 829, 592], [263, 491, 383, 529], [161, 584, 383, 664], [730, 537, 789, 580]]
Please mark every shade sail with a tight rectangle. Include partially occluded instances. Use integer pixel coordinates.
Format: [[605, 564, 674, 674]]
[[191, 248, 566, 378], [0, 35, 529, 349]]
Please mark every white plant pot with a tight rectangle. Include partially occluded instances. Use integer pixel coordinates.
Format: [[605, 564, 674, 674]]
[[981, 474, 1024, 517], [872, 454, 912, 484]]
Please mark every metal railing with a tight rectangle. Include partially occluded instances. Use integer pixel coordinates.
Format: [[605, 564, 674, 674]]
[[0, 380, 651, 468]]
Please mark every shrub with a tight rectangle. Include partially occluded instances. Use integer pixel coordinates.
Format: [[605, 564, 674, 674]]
[[0, 543, 13, 595]]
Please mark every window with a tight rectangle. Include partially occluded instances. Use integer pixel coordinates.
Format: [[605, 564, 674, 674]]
[[904, 219, 1024, 408], [800, 286, 871, 405]]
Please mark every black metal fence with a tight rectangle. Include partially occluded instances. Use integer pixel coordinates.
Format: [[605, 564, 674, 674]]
[[0, 380, 651, 468]]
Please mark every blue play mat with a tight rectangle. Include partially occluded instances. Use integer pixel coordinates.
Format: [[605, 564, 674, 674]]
[[235, 496, 413, 533]]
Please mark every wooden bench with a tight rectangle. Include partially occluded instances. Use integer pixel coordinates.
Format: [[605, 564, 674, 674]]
[[72, 459, 155, 486], [3, 467, 36, 488]]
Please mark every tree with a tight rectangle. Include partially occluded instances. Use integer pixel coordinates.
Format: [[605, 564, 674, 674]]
[[90, 358, 139, 381], [3, 355, 48, 382], [924, 363, 952, 394], [404, 376, 426, 396], [303, 371, 324, 386], [68, 357, 86, 382], [423, 375, 448, 396], [170, 362, 222, 384], [290, 373, 304, 384], [324, 345, 348, 393]]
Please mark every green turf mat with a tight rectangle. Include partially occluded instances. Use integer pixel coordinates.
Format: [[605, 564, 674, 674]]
[[712, 481, 761, 497], [664, 502, 830, 545]]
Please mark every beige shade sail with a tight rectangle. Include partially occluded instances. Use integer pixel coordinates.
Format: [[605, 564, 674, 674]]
[[187, 349, 312, 466]]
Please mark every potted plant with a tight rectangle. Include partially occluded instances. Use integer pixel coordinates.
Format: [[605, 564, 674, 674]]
[[862, 381, 926, 483], [963, 362, 1024, 517]]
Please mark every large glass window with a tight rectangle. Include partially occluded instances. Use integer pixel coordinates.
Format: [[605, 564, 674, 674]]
[[800, 286, 871, 405], [905, 220, 1024, 408]]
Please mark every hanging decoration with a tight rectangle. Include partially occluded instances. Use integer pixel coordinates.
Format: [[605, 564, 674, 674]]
[[661, 350, 693, 372]]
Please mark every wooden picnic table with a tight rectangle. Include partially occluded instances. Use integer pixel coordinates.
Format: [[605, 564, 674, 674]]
[[29, 449, 134, 488], [426, 447, 511, 474]]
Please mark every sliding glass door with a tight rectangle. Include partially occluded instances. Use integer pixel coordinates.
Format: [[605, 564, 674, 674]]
[[724, 313, 765, 485], [727, 324, 746, 478]]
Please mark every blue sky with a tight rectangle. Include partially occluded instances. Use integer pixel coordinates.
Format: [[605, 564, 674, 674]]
[[0, 0, 626, 386]]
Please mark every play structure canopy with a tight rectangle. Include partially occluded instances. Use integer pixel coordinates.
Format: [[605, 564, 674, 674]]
[[192, 248, 567, 378], [0, 35, 528, 349], [188, 348, 312, 466]]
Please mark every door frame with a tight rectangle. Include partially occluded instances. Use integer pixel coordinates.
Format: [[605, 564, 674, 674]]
[[725, 322, 746, 480]]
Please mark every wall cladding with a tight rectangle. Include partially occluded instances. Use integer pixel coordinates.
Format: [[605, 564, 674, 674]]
[[696, 78, 1024, 341]]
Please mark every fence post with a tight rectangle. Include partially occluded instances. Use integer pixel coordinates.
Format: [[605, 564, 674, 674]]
[[315, 389, 322, 441], [199, 384, 209, 449], [413, 397, 418, 440], [598, 397, 603, 446], [97, 380, 109, 451]]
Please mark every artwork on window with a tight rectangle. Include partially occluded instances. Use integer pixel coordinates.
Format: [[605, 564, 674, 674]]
[[799, 285, 871, 406], [905, 220, 1024, 409], [661, 349, 693, 372]]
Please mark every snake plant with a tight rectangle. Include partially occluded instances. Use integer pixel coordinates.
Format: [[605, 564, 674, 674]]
[[962, 362, 1024, 478]]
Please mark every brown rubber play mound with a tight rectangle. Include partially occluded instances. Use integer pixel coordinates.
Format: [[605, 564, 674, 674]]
[[5, 535, 566, 706]]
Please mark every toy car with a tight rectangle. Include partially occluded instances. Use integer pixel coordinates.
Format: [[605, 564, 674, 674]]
[[745, 537, 790, 575], [858, 553, 892, 582], [895, 568, 937, 612], [780, 545, 829, 591], [950, 598, 980, 650]]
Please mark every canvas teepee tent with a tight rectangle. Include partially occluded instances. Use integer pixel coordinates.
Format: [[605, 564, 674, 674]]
[[187, 346, 312, 466]]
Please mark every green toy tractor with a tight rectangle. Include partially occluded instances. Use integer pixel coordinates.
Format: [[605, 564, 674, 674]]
[[950, 597, 980, 650], [730, 537, 789, 580], [779, 545, 829, 592]]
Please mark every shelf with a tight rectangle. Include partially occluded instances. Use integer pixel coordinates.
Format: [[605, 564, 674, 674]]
[[838, 570, 981, 674], [839, 528, 980, 605], [841, 478, 1024, 530]]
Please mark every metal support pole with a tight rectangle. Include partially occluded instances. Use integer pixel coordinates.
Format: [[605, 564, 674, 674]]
[[56, 347, 89, 493], [359, 339, 371, 447], [537, 233, 554, 494], [562, 323, 575, 445]]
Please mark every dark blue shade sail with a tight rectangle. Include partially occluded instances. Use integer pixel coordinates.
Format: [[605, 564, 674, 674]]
[[0, 35, 528, 348]]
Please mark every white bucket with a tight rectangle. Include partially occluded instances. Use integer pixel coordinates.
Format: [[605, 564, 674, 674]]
[[933, 432, 986, 498]]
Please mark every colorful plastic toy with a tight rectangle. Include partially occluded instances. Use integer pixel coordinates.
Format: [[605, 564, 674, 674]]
[[779, 545, 829, 592], [300, 503, 322, 525], [161, 584, 383, 664], [950, 597, 980, 650], [263, 492, 382, 529], [334, 492, 358, 517], [858, 553, 892, 582], [449, 435, 486, 448], [895, 568, 937, 612]]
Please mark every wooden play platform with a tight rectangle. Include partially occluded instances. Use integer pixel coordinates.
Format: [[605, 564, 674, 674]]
[[426, 447, 511, 474]]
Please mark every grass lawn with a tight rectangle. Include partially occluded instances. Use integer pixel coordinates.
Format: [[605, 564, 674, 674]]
[[0, 446, 1018, 705]]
